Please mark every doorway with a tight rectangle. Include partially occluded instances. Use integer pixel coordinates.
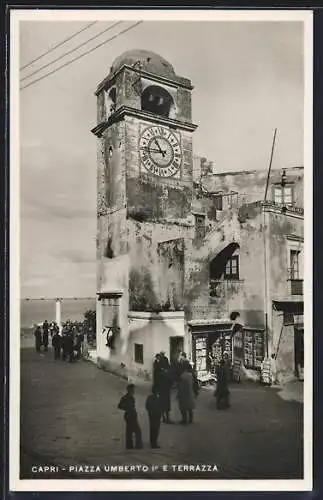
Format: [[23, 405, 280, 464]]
[[169, 336, 184, 363], [294, 326, 304, 379]]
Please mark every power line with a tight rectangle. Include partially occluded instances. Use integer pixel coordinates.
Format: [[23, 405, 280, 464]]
[[20, 21, 143, 91], [21, 21, 123, 83], [20, 21, 97, 71]]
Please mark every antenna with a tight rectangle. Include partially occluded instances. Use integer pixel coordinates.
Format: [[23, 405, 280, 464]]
[[264, 128, 277, 202]]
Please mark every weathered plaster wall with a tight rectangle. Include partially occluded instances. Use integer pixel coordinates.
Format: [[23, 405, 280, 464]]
[[184, 207, 266, 326], [157, 238, 185, 309], [126, 312, 186, 377], [184, 203, 303, 357], [202, 167, 304, 209], [177, 87, 192, 123], [97, 312, 186, 379], [268, 211, 304, 304], [96, 121, 127, 262], [127, 219, 191, 311]]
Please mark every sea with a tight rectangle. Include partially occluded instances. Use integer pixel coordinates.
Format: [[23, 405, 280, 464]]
[[20, 298, 96, 328]]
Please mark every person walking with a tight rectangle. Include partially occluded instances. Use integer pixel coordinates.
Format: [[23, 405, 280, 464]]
[[34, 324, 42, 353], [118, 384, 143, 450], [145, 387, 162, 449], [42, 320, 49, 352], [215, 352, 231, 409], [177, 360, 197, 424]]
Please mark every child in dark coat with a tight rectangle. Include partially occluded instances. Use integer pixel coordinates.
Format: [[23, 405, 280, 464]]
[[145, 387, 162, 448], [118, 384, 143, 450]]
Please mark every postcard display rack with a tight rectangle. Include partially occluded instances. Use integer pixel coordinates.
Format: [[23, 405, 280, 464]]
[[232, 329, 264, 370], [195, 335, 208, 375], [194, 331, 233, 379]]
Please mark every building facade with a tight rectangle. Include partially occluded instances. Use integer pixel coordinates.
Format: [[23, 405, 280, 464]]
[[92, 50, 304, 384]]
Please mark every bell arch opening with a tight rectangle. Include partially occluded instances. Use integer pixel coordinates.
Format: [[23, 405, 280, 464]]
[[141, 85, 176, 118]]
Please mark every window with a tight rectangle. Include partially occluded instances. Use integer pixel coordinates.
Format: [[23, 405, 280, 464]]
[[194, 214, 206, 240], [134, 343, 144, 364], [284, 186, 292, 205], [223, 255, 239, 280], [290, 250, 300, 279], [274, 187, 282, 204], [214, 195, 223, 211], [274, 185, 294, 206]]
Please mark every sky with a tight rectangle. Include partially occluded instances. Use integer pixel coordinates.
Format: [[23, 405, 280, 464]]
[[18, 15, 305, 298]]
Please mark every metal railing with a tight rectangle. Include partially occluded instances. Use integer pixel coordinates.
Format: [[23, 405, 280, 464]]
[[198, 190, 304, 216], [209, 279, 244, 299], [287, 268, 303, 295]]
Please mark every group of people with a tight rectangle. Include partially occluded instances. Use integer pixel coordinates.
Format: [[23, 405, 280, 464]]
[[33, 320, 59, 353], [33, 319, 87, 362], [117, 351, 200, 450]]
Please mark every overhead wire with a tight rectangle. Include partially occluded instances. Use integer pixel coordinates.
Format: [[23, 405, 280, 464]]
[[20, 21, 143, 91], [20, 21, 97, 71], [20, 21, 124, 82]]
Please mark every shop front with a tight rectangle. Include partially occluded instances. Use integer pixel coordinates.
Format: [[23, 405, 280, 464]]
[[188, 320, 265, 384]]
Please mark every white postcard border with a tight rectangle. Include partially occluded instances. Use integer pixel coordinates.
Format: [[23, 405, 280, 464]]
[[9, 8, 313, 492]]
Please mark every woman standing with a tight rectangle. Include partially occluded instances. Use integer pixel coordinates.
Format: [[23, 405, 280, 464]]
[[177, 360, 197, 424]]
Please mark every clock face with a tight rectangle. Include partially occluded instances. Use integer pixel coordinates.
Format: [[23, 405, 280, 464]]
[[139, 125, 182, 178]]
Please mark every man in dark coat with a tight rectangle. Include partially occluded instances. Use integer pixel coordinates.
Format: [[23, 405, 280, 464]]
[[145, 387, 162, 448], [42, 320, 49, 352], [65, 333, 75, 362], [52, 331, 61, 360], [215, 353, 231, 409], [34, 324, 42, 353], [158, 352, 173, 423], [61, 332, 68, 360], [152, 353, 162, 393], [118, 384, 143, 450]]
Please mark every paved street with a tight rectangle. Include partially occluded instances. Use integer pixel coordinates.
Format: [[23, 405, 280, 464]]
[[20, 347, 303, 480]]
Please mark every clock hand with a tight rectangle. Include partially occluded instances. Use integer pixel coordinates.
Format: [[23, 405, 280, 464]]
[[140, 147, 163, 153], [154, 139, 166, 158]]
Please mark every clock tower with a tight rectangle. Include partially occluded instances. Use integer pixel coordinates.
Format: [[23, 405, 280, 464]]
[[92, 50, 197, 354]]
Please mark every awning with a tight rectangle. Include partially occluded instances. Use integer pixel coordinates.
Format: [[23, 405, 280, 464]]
[[272, 300, 303, 314]]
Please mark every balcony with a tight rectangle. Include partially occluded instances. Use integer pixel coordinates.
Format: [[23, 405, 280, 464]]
[[290, 279, 303, 296], [209, 279, 244, 300]]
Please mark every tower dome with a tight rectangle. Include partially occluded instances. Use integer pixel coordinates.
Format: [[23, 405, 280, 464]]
[[110, 49, 176, 79]]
